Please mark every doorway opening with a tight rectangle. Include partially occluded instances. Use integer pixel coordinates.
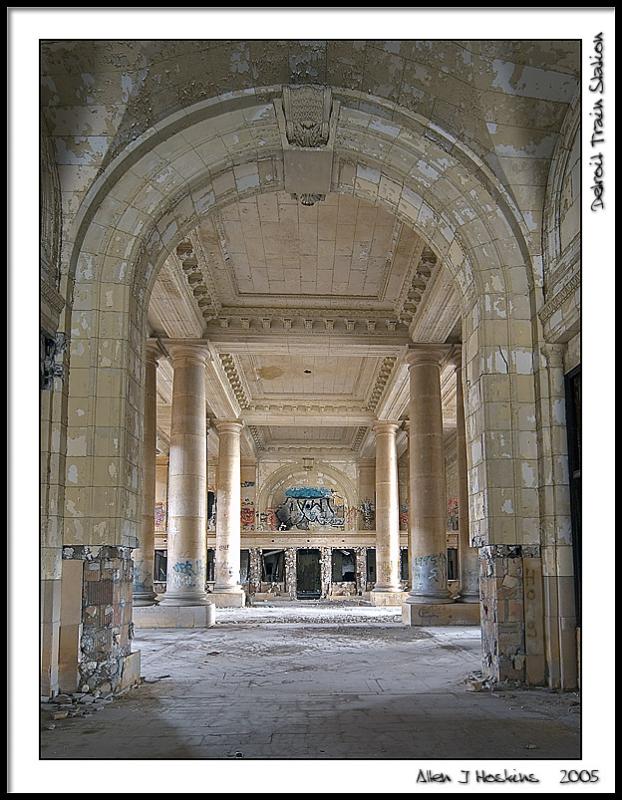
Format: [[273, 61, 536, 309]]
[[296, 549, 321, 599]]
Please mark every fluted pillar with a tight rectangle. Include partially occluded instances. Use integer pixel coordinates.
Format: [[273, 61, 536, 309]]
[[212, 420, 245, 605], [371, 421, 402, 601], [453, 351, 480, 603], [133, 340, 160, 606], [405, 345, 453, 604], [160, 343, 210, 606]]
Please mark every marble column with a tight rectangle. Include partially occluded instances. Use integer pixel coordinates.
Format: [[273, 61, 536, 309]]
[[212, 420, 245, 605], [133, 340, 160, 606], [160, 343, 210, 606], [405, 346, 453, 604], [453, 351, 480, 603], [371, 421, 402, 602]]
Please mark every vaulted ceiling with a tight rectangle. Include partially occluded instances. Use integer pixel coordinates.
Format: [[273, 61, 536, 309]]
[[148, 190, 460, 457]]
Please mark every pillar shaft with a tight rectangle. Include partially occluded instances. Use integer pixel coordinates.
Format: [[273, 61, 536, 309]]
[[406, 346, 453, 604], [372, 422, 401, 592], [214, 420, 244, 593], [454, 354, 480, 603], [160, 344, 210, 606], [133, 342, 159, 605]]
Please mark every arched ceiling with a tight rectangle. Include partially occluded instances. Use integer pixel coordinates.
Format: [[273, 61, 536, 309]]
[[42, 39, 579, 459], [148, 189, 458, 458]]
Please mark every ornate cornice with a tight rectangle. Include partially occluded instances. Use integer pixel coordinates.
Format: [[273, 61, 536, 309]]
[[175, 237, 222, 324], [395, 246, 438, 325], [219, 353, 251, 409], [366, 356, 397, 412], [352, 426, 368, 452], [247, 425, 266, 452], [208, 310, 407, 335], [539, 272, 581, 323]]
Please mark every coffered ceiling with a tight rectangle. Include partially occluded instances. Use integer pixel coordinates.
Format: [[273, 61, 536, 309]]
[[192, 192, 419, 307], [148, 190, 461, 456]]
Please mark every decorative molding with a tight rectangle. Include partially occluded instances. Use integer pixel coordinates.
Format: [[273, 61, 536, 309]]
[[396, 245, 438, 325], [351, 426, 368, 452], [176, 237, 222, 324], [290, 192, 326, 206], [247, 425, 266, 452], [539, 272, 580, 323], [219, 353, 251, 409], [282, 85, 333, 148], [366, 356, 397, 412]]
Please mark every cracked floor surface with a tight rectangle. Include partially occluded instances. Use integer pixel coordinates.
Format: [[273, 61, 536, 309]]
[[41, 604, 580, 759]]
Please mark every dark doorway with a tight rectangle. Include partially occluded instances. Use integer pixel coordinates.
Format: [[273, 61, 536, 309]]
[[447, 548, 458, 581], [366, 548, 376, 586], [565, 365, 581, 625], [240, 550, 250, 584], [296, 549, 321, 599], [206, 548, 215, 582], [400, 548, 409, 582], [262, 550, 285, 582], [154, 550, 167, 582], [331, 549, 356, 582]]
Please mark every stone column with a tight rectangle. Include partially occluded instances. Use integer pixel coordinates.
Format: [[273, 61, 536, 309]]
[[212, 420, 246, 606], [248, 547, 262, 595], [355, 547, 367, 595], [320, 547, 332, 599], [405, 345, 453, 606], [285, 548, 297, 599], [160, 344, 210, 607], [133, 341, 160, 606], [453, 351, 480, 603], [371, 421, 402, 604]]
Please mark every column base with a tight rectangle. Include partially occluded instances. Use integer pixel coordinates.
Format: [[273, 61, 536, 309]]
[[133, 604, 216, 629], [158, 592, 212, 607], [209, 589, 246, 608], [370, 589, 408, 606], [402, 601, 480, 626], [132, 591, 158, 607], [456, 592, 480, 604]]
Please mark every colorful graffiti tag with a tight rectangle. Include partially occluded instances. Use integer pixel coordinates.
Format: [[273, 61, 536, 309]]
[[275, 486, 345, 530]]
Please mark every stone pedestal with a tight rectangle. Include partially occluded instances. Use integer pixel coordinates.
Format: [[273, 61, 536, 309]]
[[160, 344, 211, 607], [133, 603, 216, 628], [213, 420, 245, 603], [479, 544, 545, 684], [402, 602, 480, 626], [208, 592, 246, 609], [371, 591, 408, 607], [133, 341, 160, 607], [404, 346, 453, 606], [371, 421, 402, 602]]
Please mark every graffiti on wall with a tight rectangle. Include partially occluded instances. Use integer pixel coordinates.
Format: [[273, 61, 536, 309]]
[[399, 503, 409, 529], [447, 497, 459, 531], [359, 497, 375, 530], [154, 502, 166, 529], [275, 486, 345, 530]]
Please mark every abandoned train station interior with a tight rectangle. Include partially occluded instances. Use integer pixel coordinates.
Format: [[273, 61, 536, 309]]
[[37, 35, 585, 762]]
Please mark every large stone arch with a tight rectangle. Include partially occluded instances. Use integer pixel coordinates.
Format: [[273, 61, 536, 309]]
[[60, 86, 550, 683]]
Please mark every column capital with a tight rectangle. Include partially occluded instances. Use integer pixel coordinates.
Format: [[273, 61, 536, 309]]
[[447, 344, 463, 370], [540, 342, 565, 369], [145, 338, 164, 366], [214, 419, 244, 435], [406, 344, 451, 369], [372, 420, 400, 435], [166, 341, 211, 366]]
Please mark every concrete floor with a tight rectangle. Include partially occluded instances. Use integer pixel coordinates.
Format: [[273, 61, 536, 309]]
[[41, 603, 580, 759]]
